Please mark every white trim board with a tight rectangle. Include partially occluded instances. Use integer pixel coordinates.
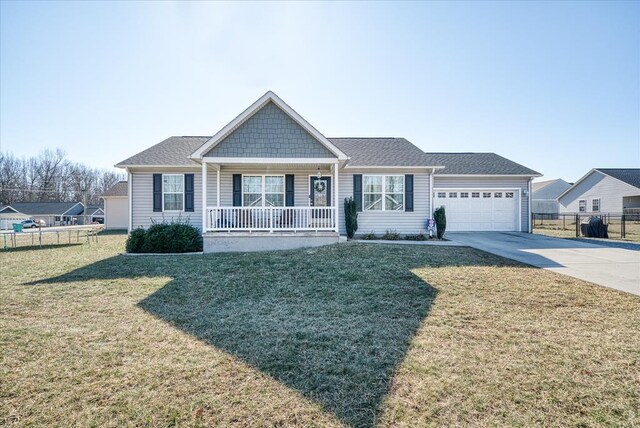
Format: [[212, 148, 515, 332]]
[[190, 91, 348, 160], [202, 157, 339, 165]]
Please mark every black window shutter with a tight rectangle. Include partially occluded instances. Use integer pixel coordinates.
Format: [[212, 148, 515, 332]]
[[405, 174, 414, 212], [285, 174, 295, 206], [184, 174, 194, 212], [232, 174, 242, 207], [153, 174, 162, 212], [353, 174, 362, 212]]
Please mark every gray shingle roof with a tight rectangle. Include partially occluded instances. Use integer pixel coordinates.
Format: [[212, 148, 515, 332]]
[[596, 168, 640, 189], [329, 138, 440, 167], [11, 202, 84, 216], [116, 136, 209, 166], [423, 153, 540, 175], [102, 181, 128, 197], [0, 205, 19, 214]]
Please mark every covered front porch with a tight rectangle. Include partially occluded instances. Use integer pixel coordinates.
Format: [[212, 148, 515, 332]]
[[200, 159, 341, 236]]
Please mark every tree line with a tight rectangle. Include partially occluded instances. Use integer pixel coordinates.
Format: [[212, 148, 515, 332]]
[[0, 149, 125, 206]]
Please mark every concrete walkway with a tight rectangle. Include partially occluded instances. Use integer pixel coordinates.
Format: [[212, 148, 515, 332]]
[[448, 232, 640, 296]]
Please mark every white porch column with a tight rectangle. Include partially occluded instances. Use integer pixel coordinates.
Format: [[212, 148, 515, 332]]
[[216, 168, 221, 206], [334, 162, 339, 233], [127, 169, 132, 233], [202, 162, 207, 232]]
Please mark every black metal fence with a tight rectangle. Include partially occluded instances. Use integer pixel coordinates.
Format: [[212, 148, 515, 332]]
[[532, 212, 640, 241]]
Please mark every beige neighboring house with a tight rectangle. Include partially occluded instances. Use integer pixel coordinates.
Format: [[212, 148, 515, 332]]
[[0, 205, 30, 229], [101, 181, 129, 229]]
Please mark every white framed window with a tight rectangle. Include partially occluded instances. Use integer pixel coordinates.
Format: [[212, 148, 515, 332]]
[[472, 192, 480, 198], [460, 192, 469, 198], [494, 192, 503, 198], [505, 192, 514, 198], [449, 192, 457, 198], [163, 174, 184, 211], [579, 199, 586, 212], [483, 192, 491, 198], [592, 199, 600, 212], [437, 192, 446, 198], [363, 175, 404, 211], [243, 175, 285, 207]]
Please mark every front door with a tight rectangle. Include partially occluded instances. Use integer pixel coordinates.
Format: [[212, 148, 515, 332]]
[[310, 176, 332, 207]]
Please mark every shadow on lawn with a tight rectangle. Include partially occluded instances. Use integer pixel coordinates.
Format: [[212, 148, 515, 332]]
[[26, 243, 522, 427]]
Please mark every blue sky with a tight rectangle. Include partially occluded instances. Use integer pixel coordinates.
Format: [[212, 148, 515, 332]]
[[1, 1, 638, 182]]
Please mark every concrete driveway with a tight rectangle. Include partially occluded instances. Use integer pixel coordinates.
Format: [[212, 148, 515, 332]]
[[448, 232, 640, 296]]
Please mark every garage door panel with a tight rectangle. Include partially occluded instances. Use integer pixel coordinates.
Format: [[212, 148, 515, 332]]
[[434, 189, 518, 232]]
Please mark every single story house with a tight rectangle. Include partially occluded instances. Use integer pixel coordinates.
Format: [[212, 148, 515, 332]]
[[558, 168, 640, 214], [115, 91, 541, 252], [83, 205, 105, 224], [101, 181, 129, 229], [0, 205, 30, 229], [10, 202, 85, 226], [531, 179, 572, 215]]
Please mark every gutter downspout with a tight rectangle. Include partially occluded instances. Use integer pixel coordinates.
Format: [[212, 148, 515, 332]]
[[429, 168, 434, 219], [127, 169, 132, 233], [528, 177, 533, 233]]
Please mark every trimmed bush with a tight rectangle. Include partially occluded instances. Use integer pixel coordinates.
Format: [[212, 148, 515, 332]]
[[344, 197, 358, 239], [126, 228, 146, 253], [126, 220, 202, 253], [382, 230, 401, 240], [404, 233, 428, 241], [434, 206, 447, 239]]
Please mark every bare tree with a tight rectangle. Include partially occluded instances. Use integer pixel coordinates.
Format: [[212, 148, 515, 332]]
[[0, 149, 125, 205]]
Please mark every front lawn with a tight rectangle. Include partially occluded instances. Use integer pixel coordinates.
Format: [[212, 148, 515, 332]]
[[1, 234, 638, 427]]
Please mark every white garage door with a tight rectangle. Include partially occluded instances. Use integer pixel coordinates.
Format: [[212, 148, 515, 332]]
[[433, 189, 519, 231]]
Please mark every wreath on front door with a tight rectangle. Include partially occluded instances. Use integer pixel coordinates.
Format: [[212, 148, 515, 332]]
[[314, 181, 326, 193]]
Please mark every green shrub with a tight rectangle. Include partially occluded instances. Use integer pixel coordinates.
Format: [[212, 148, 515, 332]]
[[126, 220, 202, 253], [361, 232, 377, 240], [126, 228, 146, 253], [382, 230, 401, 240], [434, 206, 447, 239], [404, 233, 428, 241], [344, 197, 358, 239]]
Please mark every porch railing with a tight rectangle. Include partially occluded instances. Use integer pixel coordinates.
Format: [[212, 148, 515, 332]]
[[205, 206, 336, 232]]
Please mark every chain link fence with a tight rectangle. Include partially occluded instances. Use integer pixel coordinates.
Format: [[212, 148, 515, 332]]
[[532, 212, 640, 242]]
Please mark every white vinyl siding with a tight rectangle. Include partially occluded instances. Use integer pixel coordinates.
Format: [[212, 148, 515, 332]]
[[103, 197, 128, 229], [130, 168, 202, 230], [559, 171, 640, 214], [339, 168, 431, 236], [433, 176, 531, 232]]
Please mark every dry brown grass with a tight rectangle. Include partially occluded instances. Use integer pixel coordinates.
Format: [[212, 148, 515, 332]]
[[533, 218, 640, 242], [1, 233, 639, 427]]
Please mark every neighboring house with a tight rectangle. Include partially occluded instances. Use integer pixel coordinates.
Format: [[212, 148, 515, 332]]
[[558, 168, 640, 214], [0, 205, 30, 229], [531, 179, 572, 215], [10, 202, 85, 226], [115, 91, 540, 252], [101, 181, 129, 229], [83, 205, 105, 224]]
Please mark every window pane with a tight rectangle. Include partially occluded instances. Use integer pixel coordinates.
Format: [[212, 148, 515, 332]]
[[164, 175, 183, 192], [461, 192, 469, 198], [494, 192, 502, 198], [505, 192, 514, 198], [449, 192, 457, 198], [364, 193, 382, 210], [265, 193, 284, 207], [472, 192, 480, 198], [483, 192, 491, 198], [438, 192, 446, 198], [385, 176, 404, 193], [164, 193, 183, 211], [364, 176, 382, 193], [243, 193, 262, 207], [592, 200, 600, 211], [265, 176, 284, 193], [385, 193, 404, 210], [243, 176, 262, 193]]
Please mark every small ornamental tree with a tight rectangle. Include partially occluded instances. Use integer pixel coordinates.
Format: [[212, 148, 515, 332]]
[[344, 197, 358, 239], [434, 206, 447, 239]]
